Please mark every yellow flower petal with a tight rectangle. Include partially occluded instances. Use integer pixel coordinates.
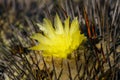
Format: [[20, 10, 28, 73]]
[[29, 44, 47, 50], [54, 14, 64, 34], [64, 17, 70, 34], [30, 33, 50, 45], [37, 19, 55, 38], [70, 17, 79, 35]]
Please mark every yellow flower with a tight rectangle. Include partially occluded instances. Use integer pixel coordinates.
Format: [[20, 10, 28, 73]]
[[29, 14, 86, 58]]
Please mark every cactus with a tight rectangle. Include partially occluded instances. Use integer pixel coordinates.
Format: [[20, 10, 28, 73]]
[[0, 0, 120, 80]]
